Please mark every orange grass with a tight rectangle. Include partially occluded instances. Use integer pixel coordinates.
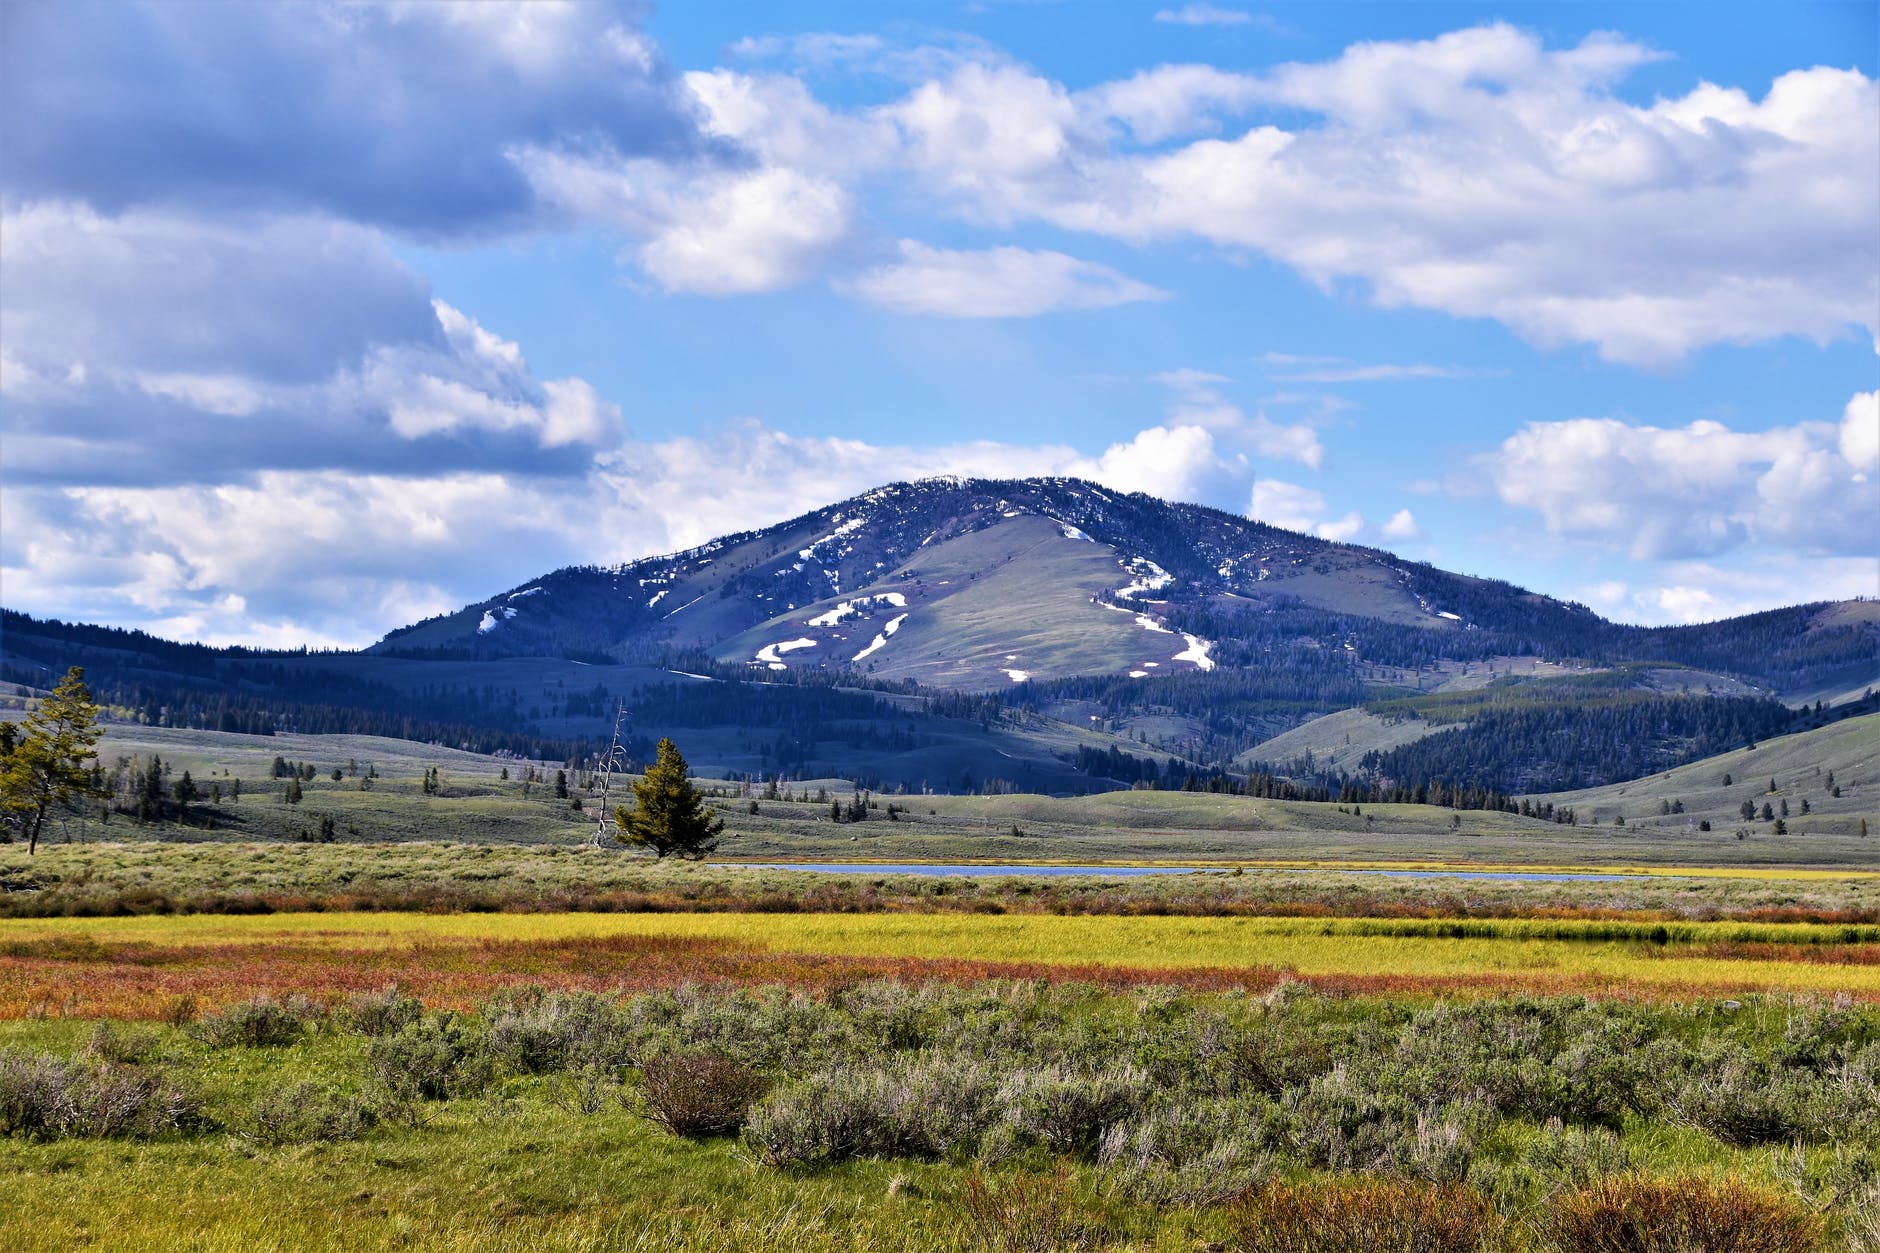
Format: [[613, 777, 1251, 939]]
[[3, 929, 1866, 1021]]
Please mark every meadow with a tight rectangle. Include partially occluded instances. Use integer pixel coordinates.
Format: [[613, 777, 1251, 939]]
[[2, 975, 1875, 1250], [3, 721, 1876, 1249]]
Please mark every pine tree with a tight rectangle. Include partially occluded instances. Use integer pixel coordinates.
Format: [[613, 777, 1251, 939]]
[[0, 667, 105, 855], [613, 738, 723, 859]]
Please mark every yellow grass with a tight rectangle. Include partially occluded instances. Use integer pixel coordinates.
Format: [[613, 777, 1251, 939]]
[[7, 910, 1878, 997]]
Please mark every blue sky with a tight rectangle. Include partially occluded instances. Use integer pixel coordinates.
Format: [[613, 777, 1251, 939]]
[[1, 1, 1874, 648]]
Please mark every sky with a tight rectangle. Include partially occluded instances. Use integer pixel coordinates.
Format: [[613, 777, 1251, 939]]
[[1, 0, 1875, 650]]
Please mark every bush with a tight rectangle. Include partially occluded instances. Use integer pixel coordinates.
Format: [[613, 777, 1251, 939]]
[[1222, 1178, 1498, 1253], [83, 1021, 164, 1066], [1097, 1098, 1271, 1205], [0, 1050, 206, 1140], [1284, 1064, 1490, 1181], [743, 1052, 998, 1166], [961, 1163, 1106, 1252], [365, 1015, 494, 1102], [1540, 1175, 1821, 1253], [638, 1050, 769, 1137], [1665, 1051, 1849, 1145], [343, 985, 423, 1037], [241, 1081, 378, 1145], [990, 1064, 1152, 1159], [191, 995, 319, 1048], [486, 989, 626, 1074], [1522, 1121, 1632, 1189]]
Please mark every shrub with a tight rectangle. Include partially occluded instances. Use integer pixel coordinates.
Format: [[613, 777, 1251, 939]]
[[743, 1052, 998, 1167], [486, 989, 627, 1074], [1522, 1120, 1632, 1189], [365, 1014, 494, 1102], [991, 1064, 1153, 1159], [961, 1163, 1106, 1253], [546, 1063, 621, 1117], [343, 985, 423, 1037], [1284, 1064, 1491, 1181], [1216, 1018, 1338, 1098], [1540, 1175, 1822, 1253], [1222, 1178, 1498, 1253], [1665, 1052, 1847, 1145], [83, 1021, 164, 1066], [241, 1081, 377, 1145], [191, 994, 319, 1048], [1097, 1098, 1271, 1205], [0, 1050, 207, 1140], [638, 1050, 769, 1137]]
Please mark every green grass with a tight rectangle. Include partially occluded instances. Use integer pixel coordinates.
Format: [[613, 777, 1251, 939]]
[[33, 714, 1873, 869], [1539, 714, 1879, 838], [3, 980, 1870, 1250]]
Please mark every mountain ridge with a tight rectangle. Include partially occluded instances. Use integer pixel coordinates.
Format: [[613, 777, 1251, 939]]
[[374, 474, 1876, 702]]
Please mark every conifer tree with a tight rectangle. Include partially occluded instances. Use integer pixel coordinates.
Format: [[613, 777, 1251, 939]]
[[0, 667, 105, 854], [613, 738, 723, 859]]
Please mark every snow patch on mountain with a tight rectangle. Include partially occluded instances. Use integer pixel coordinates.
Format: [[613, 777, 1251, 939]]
[[851, 613, 908, 663], [1175, 633, 1216, 671], [477, 607, 518, 634], [756, 637, 819, 670], [1116, 558, 1172, 602]]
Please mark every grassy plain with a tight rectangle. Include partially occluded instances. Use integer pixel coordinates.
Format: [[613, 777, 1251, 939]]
[[1, 715, 1872, 1248], [4, 971, 1873, 1250], [7, 906, 1880, 1019], [45, 713, 1877, 870]]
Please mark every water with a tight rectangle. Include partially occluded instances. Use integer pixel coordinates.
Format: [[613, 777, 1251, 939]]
[[715, 863, 1651, 882]]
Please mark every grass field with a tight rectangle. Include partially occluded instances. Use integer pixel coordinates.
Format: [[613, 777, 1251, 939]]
[[54, 714, 1873, 868], [7, 907, 1880, 1019], [3, 966, 1874, 1251]]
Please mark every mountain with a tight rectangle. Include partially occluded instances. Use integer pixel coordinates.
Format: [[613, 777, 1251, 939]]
[[377, 475, 1877, 700], [5, 476, 1876, 798]]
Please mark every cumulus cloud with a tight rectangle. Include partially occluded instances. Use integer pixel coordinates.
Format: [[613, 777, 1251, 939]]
[[840, 242, 1167, 317], [0, 0, 695, 236], [1381, 509, 1426, 541], [0, 414, 1258, 647], [867, 26, 1877, 360], [1481, 397, 1879, 560], [1248, 479, 1363, 540], [1841, 390, 1879, 473], [1578, 559, 1880, 626], [1076, 425, 1226, 501], [0, 205, 622, 486], [1157, 370, 1324, 467]]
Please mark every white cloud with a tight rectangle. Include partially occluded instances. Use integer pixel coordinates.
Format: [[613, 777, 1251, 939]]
[[841, 242, 1167, 317], [1578, 559, 1880, 626], [0, 416, 1249, 647], [0, 206, 623, 484], [2, 0, 695, 235], [1081, 66, 1261, 144], [1157, 369, 1324, 466], [1248, 479, 1362, 540], [1381, 509, 1426, 541], [1481, 397, 1878, 560], [1841, 390, 1879, 473], [1078, 424, 1225, 501], [863, 26, 1877, 361], [1154, 5, 1252, 26], [1259, 352, 1499, 384]]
